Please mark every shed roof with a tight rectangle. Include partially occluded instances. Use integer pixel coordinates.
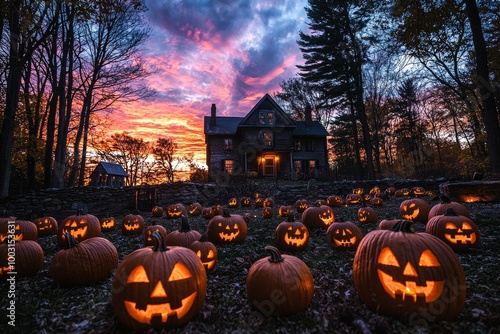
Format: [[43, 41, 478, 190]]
[[98, 161, 128, 177]]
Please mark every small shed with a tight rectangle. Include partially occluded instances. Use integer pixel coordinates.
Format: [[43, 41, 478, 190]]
[[89, 162, 128, 187]]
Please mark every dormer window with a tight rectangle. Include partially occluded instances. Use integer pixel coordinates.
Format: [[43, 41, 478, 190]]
[[259, 111, 274, 125], [224, 138, 233, 152]]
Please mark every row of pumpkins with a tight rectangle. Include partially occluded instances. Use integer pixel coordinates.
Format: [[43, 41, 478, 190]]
[[0, 187, 478, 331]]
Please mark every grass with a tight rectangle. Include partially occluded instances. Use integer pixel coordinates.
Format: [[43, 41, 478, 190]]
[[1, 196, 499, 334]]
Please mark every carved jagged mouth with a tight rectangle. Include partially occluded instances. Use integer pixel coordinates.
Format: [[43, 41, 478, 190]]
[[445, 233, 476, 244], [62, 226, 88, 239], [125, 224, 140, 230], [124, 292, 197, 324], [202, 260, 216, 270], [219, 231, 239, 241], [377, 270, 444, 303], [333, 237, 356, 247], [284, 232, 307, 246]]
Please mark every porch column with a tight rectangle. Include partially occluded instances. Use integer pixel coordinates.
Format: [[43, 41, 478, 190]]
[[289, 151, 293, 180]]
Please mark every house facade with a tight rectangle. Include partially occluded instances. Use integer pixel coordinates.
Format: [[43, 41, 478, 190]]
[[204, 94, 329, 180], [89, 161, 128, 187]]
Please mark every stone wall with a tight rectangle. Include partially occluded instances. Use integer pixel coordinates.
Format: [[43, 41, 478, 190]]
[[0, 179, 445, 221]]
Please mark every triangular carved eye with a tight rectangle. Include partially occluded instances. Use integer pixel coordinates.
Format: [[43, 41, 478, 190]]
[[378, 247, 400, 267], [461, 222, 473, 230], [207, 250, 215, 258], [419, 249, 440, 267], [445, 222, 457, 229], [168, 262, 192, 282], [196, 250, 202, 257], [127, 265, 149, 283]]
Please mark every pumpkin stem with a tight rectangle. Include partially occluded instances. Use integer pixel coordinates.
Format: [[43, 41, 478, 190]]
[[63, 231, 79, 249], [180, 215, 191, 231], [390, 220, 415, 233], [444, 207, 459, 216], [152, 231, 169, 252], [222, 209, 232, 218], [264, 245, 285, 263]]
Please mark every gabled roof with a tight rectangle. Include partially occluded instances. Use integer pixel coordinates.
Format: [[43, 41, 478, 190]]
[[204, 116, 242, 135], [239, 93, 296, 127], [97, 161, 128, 177]]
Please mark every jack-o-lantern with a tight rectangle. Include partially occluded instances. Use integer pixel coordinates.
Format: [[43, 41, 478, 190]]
[[352, 188, 365, 195], [363, 194, 373, 202], [278, 205, 294, 217], [0, 240, 44, 280], [165, 216, 202, 247], [262, 207, 273, 219], [411, 186, 426, 197], [428, 195, 470, 220], [151, 206, 164, 218], [254, 197, 264, 208], [201, 207, 215, 219], [425, 190, 437, 198], [143, 224, 168, 247], [246, 245, 314, 316], [263, 198, 274, 208], [188, 233, 217, 273], [385, 187, 396, 196], [425, 208, 480, 252], [207, 209, 247, 243], [295, 199, 310, 212], [122, 212, 145, 235], [100, 215, 116, 232], [400, 198, 431, 224], [50, 232, 118, 287], [227, 197, 239, 208], [357, 206, 378, 225], [275, 214, 309, 251], [112, 232, 206, 331], [394, 188, 411, 197], [346, 193, 363, 206], [240, 197, 251, 207], [326, 221, 363, 250], [33, 212, 58, 237], [315, 199, 328, 206], [369, 186, 382, 195], [213, 204, 223, 216], [0, 219, 38, 243], [57, 210, 101, 248], [370, 196, 384, 207], [353, 220, 466, 322], [254, 192, 263, 200], [166, 203, 187, 219], [301, 205, 334, 229], [188, 202, 203, 217], [327, 195, 344, 207]]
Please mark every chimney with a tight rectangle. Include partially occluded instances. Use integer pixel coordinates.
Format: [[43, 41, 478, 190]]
[[305, 104, 312, 127], [210, 103, 216, 126]]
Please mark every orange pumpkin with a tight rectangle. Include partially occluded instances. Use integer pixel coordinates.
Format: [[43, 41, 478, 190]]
[[301, 205, 334, 229], [326, 221, 363, 250], [275, 214, 309, 251]]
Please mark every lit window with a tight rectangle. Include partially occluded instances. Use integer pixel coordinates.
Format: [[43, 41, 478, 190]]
[[225, 160, 234, 174], [224, 138, 233, 152], [309, 160, 316, 169], [262, 131, 273, 147], [259, 111, 274, 125]]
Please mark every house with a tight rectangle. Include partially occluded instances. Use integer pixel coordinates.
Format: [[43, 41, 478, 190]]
[[204, 94, 329, 180], [89, 161, 128, 187]]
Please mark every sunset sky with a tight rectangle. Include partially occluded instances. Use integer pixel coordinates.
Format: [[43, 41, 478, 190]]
[[108, 0, 309, 164]]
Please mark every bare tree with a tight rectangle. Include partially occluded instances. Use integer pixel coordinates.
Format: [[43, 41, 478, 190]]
[[151, 138, 181, 184]]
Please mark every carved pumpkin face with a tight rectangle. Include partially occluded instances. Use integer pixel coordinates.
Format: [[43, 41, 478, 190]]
[[100, 216, 116, 232], [275, 216, 309, 251], [385, 187, 396, 196], [357, 207, 378, 224], [227, 198, 239, 208], [201, 207, 215, 219], [411, 187, 426, 197], [188, 202, 203, 216], [122, 214, 145, 235], [326, 221, 363, 250], [263, 198, 274, 208], [301, 205, 334, 229], [143, 225, 168, 247], [425, 208, 480, 252], [112, 236, 206, 331], [33, 216, 58, 236], [207, 210, 247, 243], [254, 198, 264, 208], [151, 206, 164, 218], [278, 205, 293, 217], [369, 186, 381, 195], [166, 204, 187, 219], [395, 188, 410, 197], [400, 198, 431, 223], [295, 199, 310, 212], [0, 220, 38, 243], [262, 207, 273, 219], [315, 199, 327, 206], [188, 235, 217, 273], [352, 188, 365, 195], [240, 197, 251, 207], [370, 197, 384, 207], [327, 195, 344, 207], [353, 221, 466, 322], [58, 212, 101, 247], [346, 193, 363, 205]]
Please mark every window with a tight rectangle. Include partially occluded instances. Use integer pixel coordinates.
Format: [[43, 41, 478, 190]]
[[224, 138, 233, 152], [309, 160, 316, 170], [294, 160, 302, 174], [262, 130, 273, 147], [259, 111, 274, 125], [294, 139, 301, 151], [305, 140, 313, 151], [225, 160, 234, 174]]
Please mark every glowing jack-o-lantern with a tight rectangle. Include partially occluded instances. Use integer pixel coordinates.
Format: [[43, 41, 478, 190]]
[[400, 198, 431, 224], [151, 206, 164, 218], [57, 210, 101, 248], [207, 209, 247, 243], [0, 220, 38, 243], [33, 214, 58, 237], [357, 206, 378, 224], [100, 215, 116, 232], [188, 233, 217, 273], [122, 212, 145, 235], [327, 195, 344, 207], [352, 188, 365, 195], [385, 187, 396, 196], [166, 203, 187, 219], [426, 208, 480, 252], [278, 205, 293, 217], [112, 232, 206, 331], [240, 197, 251, 207], [369, 186, 382, 195], [262, 207, 273, 219], [254, 197, 264, 208], [263, 198, 274, 208], [227, 197, 239, 208], [326, 221, 363, 250], [370, 196, 384, 207], [394, 188, 411, 197], [201, 207, 215, 219], [295, 199, 310, 212], [275, 214, 309, 251], [301, 205, 334, 229], [143, 224, 168, 247], [346, 193, 363, 205], [411, 186, 426, 197], [188, 202, 203, 217], [353, 220, 466, 322]]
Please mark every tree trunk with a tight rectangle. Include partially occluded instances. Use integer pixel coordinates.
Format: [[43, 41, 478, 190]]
[[464, 0, 500, 172]]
